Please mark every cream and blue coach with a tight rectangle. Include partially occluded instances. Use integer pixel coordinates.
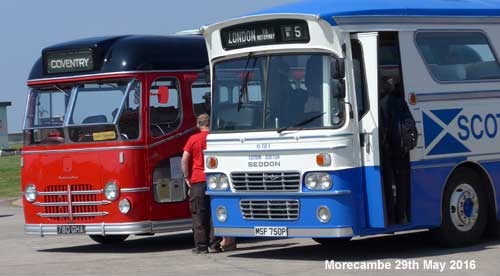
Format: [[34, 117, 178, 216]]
[[202, 0, 500, 246]]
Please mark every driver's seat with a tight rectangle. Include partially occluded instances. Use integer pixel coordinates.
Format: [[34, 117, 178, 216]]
[[82, 115, 107, 124]]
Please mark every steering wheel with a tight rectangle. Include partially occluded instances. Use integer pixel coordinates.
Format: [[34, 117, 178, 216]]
[[151, 124, 165, 136]]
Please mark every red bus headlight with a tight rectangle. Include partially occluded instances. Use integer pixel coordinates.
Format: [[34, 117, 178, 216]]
[[104, 182, 119, 201], [24, 184, 37, 203]]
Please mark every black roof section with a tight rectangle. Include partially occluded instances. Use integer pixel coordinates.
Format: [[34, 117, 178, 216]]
[[29, 35, 208, 80], [0, 102, 11, 107]]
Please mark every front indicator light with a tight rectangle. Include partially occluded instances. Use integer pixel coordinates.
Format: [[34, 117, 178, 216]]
[[317, 206, 331, 223], [409, 92, 417, 105], [316, 153, 331, 166], [24, 184, 37, 203], [119, 199, 131, 214], [216, 206, 227, 222], [206, 157, 218, 169], [104, 182, 119, 201]]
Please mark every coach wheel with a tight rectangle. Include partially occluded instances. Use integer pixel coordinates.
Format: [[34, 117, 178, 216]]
[[313, 237, 351, 246], [434, 168, 488, 247], [89, 234, 129, 244], [486, 216, 500, 238]]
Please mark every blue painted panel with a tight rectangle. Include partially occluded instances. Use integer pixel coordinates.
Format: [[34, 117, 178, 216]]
[[209, 161, 467, 237], [211, 194, 356, 236], [410, 164, 454, 227], [410, 157, 464, 228], [211, 168, 367, 236], [363, 166, 386, 228], [250, 0, 500, 26], [412, 157, 466, 167], [301, 169, 365, 229], [430, 109, 463, 125], [422, 108, 471, 156], [428, 133, 471, 155], [479, 162, 500, 220], [423, 112, 443, 147]]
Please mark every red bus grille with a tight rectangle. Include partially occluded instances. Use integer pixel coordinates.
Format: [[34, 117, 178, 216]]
[[36, 185, 109, 222]]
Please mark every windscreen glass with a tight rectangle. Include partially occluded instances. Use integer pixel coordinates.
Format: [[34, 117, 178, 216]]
[[212, 54, 344, 132]]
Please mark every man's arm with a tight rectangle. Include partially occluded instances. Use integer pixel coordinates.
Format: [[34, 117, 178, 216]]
[[181, 151, 191, 187]]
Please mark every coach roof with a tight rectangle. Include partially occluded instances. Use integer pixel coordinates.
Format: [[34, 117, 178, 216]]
[[28, 35, 208, 81], [250, 0, 500, 26]]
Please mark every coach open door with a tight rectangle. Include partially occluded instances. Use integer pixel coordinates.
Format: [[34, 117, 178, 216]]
[[350, 33, 387, 228]]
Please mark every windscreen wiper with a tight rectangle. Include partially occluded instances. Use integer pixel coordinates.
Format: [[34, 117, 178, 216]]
[[237, 52, 254, 112], [52, 85, 70, 97], [277, 112, 326, 134]]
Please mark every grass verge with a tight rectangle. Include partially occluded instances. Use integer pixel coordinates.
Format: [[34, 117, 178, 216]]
[[0, 155, 21, 199]]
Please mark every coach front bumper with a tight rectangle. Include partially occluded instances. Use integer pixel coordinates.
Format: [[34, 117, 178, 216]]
[[214, 226, 354, 237], [24, 219, 192, 236], [209, 191, 361, 238]]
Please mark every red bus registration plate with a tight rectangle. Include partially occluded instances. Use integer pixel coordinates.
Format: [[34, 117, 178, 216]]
[[57, 225, 86, 235]]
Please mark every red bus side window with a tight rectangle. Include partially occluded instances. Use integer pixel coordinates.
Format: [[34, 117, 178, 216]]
[[149, 78, 181, 137]]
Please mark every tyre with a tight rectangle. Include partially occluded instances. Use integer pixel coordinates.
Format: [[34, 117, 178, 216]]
[[486, 220, 500, 238], [434, 168, 488, 247], [313, 237, 351, 246], [89, 235, 129, 244]]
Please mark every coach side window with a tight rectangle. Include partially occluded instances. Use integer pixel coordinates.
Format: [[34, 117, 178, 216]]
[[416, 32, 500, 82], [351, 40, 369, 120], [149, 78, 181, 137], [191, 75, 211, 116]]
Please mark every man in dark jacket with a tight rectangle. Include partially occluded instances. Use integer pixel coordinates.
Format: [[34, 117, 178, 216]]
[[379, 76, 417, 225]]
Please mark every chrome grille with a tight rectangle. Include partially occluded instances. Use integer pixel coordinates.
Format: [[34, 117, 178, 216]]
[[231, 172, 300, 192], [36, 184, 108, 221], [240, 199, 299, 220]]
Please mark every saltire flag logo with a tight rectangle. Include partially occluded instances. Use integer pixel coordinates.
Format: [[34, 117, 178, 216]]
[[422, 108, 471, 156]]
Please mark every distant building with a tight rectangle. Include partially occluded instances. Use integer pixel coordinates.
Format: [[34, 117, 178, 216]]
[[0, 102, 11, 149], [8, 133, 23, 145]]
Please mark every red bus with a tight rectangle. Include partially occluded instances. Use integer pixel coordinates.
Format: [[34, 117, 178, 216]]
[[22, 35, 210, 244]]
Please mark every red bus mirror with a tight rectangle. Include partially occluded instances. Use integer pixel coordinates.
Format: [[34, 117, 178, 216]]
[[158, 86, 169, 104]]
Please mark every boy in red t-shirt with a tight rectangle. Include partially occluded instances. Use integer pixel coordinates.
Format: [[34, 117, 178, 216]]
[[181, 114, 221, 254]]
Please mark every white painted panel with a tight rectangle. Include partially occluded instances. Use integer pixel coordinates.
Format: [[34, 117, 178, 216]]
[[204, 14, 344, 62], [352, 33, 380, 166]]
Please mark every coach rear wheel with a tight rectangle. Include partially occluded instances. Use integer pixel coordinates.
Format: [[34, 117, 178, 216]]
[[434, 168, 488, 247], [313, 237, 351, 246], [89, 235, 129, 244]]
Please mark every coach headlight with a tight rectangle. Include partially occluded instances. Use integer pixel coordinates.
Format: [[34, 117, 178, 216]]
[[216, 206, 228, 222], [319, 174, 332, 190], [24, 184, 37, 203], [208, 175, 218, 190], [104, 182, 119, 201], [317, 206, 331, 223], [305, 173, 319, 190], [305, 173, 332, 191], [219, 174, 229, 190], [207, 174, 230, 191]]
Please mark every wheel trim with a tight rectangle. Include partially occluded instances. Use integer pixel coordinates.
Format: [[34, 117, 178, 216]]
[[449, 183, 479, 232]]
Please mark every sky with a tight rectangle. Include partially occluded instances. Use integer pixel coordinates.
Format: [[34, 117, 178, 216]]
[[0, 0, 297, 133]]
